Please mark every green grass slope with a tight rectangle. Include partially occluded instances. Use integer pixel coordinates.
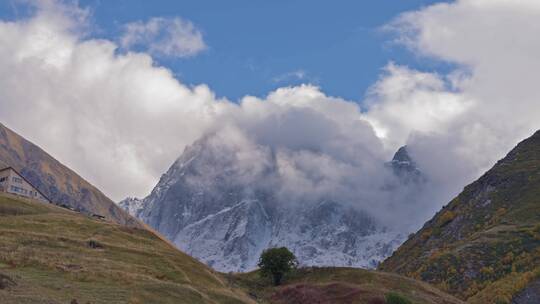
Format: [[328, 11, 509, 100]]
[[379, 130, 540, 303], [231, 267, 464, 304], [0, 193, 254, 304]]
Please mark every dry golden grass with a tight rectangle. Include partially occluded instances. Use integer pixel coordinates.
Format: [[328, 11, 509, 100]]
[[0, 193, 254, 304]]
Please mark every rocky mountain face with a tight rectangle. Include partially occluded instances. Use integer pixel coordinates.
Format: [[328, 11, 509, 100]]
[[380, 130, 540, 304], [0, 122, 140, 227], [117, 197, 144, 218], [388, 145, 424, 184], [120, 136, 424, 272]]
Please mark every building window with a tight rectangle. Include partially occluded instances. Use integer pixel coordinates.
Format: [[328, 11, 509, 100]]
[[0, 177, 6, 183], [12, 177, 23, 184], [10, 185, 27, 195]]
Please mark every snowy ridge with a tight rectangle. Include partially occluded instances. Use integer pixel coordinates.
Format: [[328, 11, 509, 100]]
[[117, 197, 145, 217], [119, 139, 424, 272]]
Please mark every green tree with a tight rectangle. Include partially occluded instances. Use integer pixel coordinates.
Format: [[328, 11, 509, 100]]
[[258, 247, 298, 286]]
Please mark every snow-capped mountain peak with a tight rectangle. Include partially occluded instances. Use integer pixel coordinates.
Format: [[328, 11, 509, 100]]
[[119, 138, 423, 272]]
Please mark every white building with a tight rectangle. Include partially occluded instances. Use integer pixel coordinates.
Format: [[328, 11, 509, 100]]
[[0, 167, 51, 203]]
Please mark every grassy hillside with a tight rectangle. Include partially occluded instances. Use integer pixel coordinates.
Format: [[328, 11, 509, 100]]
[[0, 193, 254, 304], [0, 193, 466, 304], [231, 267, 464, 304], [379, 131, 540, 303], [0, 122, 139, 227]]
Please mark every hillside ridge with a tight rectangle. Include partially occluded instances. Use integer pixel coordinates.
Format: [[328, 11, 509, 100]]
[[0, 192, 254, 304], [380, 130, 540, 303], [0, 122, 139, 227]]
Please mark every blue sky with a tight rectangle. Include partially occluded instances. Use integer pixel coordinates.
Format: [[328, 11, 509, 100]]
[[2, 0, 448, 102]]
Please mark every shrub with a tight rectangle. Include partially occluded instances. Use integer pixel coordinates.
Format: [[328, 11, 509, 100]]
[[385, 292, 412, 304], [437, 211, 456, 227]]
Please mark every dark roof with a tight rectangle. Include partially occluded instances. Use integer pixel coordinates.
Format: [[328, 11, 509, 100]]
[[0, 166, 51, 203]]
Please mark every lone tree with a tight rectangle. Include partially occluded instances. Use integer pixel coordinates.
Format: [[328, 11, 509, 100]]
[[258, 247, 298, 286]]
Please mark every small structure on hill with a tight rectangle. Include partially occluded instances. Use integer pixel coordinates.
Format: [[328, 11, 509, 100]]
[[91, 213, 106, 220], [0, 167, 51, 203]]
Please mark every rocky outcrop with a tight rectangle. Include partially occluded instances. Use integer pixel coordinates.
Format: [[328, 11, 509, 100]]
[[512, 280, 540, 304]]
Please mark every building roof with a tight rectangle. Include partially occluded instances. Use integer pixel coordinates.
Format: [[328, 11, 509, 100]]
[[0, 166, 52, 203]]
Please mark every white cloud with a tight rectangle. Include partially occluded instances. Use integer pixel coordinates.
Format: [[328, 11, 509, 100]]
[[120, 17, 206, 58], [0, 1, 380, 207], [0, 1, 220, 200], [364, 63, 473, 147], [2, 0, 540, 231]]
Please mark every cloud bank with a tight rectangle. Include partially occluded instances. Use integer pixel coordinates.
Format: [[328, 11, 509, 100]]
[[1, 0, 540, 230]]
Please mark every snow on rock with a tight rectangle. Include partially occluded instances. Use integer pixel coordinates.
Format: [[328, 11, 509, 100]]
[[119, 138, 421, 272], [117, 197, 145, 217]]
